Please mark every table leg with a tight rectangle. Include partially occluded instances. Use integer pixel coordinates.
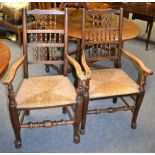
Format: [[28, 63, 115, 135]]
[[146, 21, 150, 33], [123, 11, 129, 18], [18, 31, 22, 47], [146, 19, 153, 51]]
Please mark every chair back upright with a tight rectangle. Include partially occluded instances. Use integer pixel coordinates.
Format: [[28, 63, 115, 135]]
[[82, 8, 123, 68], [22, 8, 68, 78]]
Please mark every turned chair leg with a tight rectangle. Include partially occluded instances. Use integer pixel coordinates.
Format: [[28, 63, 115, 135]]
[[62, 107, 67, 114], [113, 97, 117, 104], [9, 106, 22, 148], [25, 110, 30, 116], [131, 92, 145, 129], [74, 97, 83, 144], [45, 65, 50, 73], [80, 91, 89, 135], [60, 64, 64, 75]]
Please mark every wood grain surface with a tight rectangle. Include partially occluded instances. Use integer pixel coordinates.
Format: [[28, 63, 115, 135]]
[[0, 42, 11, 80]]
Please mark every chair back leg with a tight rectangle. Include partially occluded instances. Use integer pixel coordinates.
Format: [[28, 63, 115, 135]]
[[113, 97, 117, 104], [62, 107, 67, 114], [25, 110, 30, 116]]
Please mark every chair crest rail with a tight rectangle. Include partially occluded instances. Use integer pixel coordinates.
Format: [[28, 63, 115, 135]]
[[27, 9, 65, 15]]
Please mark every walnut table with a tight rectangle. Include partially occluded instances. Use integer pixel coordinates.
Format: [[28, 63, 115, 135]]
[[0, 42, 10, 80]]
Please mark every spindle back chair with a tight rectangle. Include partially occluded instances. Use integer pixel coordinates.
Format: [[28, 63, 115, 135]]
[[3, 8, 86, 148], [80, 8, 153, 135]]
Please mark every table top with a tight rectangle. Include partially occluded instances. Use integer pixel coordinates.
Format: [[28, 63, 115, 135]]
[[112, 3, 155, 18], [67, 9, 140, 41], [0, 42, 11, 80], [89, 2, 155, 18]]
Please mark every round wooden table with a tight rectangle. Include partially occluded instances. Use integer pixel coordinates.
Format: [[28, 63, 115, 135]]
[[0, 42, 11, 80]]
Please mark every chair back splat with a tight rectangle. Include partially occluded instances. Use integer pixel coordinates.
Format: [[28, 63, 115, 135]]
[[23, 8, 68, 78], [82, 8, 123, 68]]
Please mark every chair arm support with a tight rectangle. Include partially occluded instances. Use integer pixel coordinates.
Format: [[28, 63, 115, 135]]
[[3, 55, 25, 85], [81, 51, 91, 79], [65, 54, 86, 81], [122, 49, 153, 76]]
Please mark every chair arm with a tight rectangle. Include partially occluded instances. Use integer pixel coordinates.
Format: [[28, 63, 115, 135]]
[[122, 49, 153, 76], [3, 55, 25, 85], [65, 54, 86, 81], [81, 51, 91, 79]]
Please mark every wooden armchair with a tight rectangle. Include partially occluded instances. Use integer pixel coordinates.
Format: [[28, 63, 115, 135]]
[[3, 8, 86, 148], [80, 8, 153, 135]]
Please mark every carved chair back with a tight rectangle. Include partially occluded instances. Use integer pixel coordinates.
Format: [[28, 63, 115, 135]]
[[23, 8, 68, 78], [82, 8, 123, 68]]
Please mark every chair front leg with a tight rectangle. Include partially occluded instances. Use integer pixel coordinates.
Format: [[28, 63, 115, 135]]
[[80, 80, 89, 135], [74, 80, 83, 144], [8, 84, 22, 148], [131, 91, 145, 129], [45, 65, 50, 73], [9, 107, 22, 148], [132, 73, 147, 129]]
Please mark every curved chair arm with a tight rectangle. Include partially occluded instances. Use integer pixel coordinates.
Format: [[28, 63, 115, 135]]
[[65, 54, 86, 81], [122, 49, 153, 76], [3, 55, 25, 85], [81, 51, 91, 80]]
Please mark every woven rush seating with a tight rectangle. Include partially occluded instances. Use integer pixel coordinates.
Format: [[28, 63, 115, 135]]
[[89, 69, 140, 99], [16, 76, 76, 109]]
